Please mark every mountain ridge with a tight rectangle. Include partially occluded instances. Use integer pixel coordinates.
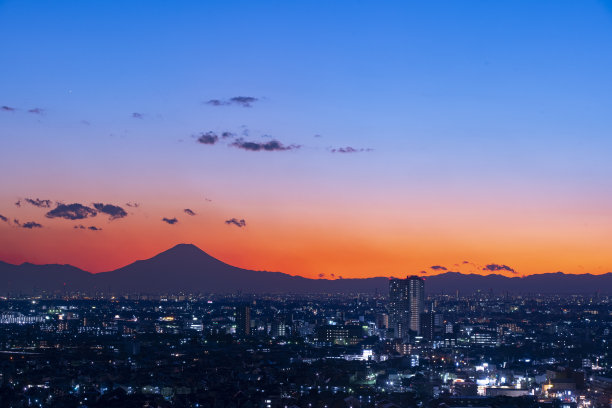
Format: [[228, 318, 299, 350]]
[[0, 243, 610, 294]]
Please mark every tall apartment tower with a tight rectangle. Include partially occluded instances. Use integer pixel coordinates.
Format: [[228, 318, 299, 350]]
[[235, 305, 250, 336], [388, 275, 424, 338], [407, 276, 425, 334]]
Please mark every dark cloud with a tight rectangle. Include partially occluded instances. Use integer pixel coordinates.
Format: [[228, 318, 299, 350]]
[[74, 225, 102, 231], [162, 217, 178, 225], [331, 146, 373, 153], [196, 131, 219, 145], [229, 96, 258, 107], [318, 273, 325, 278], [24, 198, 52, 208], [15, 200, 21, 207], [184, 209, 196, 216], [338, 276, 343, 279], [27, 108, 44, 115], [206, 96, 259, 107], [0, 214, 7, 222], [420, 270, 428, 274], [462, 260, 470, 264], [125, 202, 140, 208], [230, 138, 299, 152], [46, 203, 97, 220], [430, 265, 447, 271], [1, 106, 16, 112], [93, 203, 128, 220], [132, 112, 144, 119], [483, 264, 517, 274], [221, 131, 235, 139], [14, 220, 43, 229], [225, 218, 246, 228]]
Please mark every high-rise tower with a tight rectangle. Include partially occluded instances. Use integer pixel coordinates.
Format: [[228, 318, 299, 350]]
[[388, 275, 424, 338], [235, 305, 250, 336], [407, 276, 425, 334]]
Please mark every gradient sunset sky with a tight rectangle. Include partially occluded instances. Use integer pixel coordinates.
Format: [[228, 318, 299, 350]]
[[1, 1, 612, 279]]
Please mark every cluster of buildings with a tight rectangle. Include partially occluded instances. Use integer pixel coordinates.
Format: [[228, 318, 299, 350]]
[[0, 276, 610, 407]]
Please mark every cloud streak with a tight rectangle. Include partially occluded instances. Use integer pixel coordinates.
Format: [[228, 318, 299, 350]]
[[430, 265, 447, 271], [24, 198, 52, 208], [14, 219, 43, 229], [483, 264, 517, 274], [225, 218, 246, 228], [230, 139, 299, 152], [206, 96, 258, 107], [184, 209, 196, 216], [162, 217, 178, 225], [330, 146, 373, 153], [74, 225, 102, 231], [0, 214, 8, 222]]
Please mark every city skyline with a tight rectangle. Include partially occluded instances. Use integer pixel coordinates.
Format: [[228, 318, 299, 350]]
[[2, 1, 612, 279]]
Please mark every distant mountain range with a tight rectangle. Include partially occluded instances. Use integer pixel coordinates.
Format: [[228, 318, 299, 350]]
[[0, 244, 610, 295]]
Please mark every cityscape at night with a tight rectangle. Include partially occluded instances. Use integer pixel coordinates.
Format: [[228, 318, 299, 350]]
[[2, 0, 612, 407], [0, 276, 610, 407]]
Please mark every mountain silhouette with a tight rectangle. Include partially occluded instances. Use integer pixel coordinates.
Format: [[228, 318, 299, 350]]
[[0, 244, 610, 295]]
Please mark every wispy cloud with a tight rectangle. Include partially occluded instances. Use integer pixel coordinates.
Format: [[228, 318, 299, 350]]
[[1, 106, 16, 112], [93, 203, 128, 220], [27, 108, 44, 115], [125, 202, 140, 208], [483, 264, 517, 274], [0, 214, 7, 222], [230, 139, 299, 152], [132, 112, 144, 119], [162, 217, 178, 225], [24, 198, 52, 208], [15, 200, 21, 207], [184, 209, 196, 216], [225, 218, 246, 228], [206, 96, 259, 107], [330, 146, 373, 153], [430, 265, 447, 271], [46, 203, 97, 220]]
